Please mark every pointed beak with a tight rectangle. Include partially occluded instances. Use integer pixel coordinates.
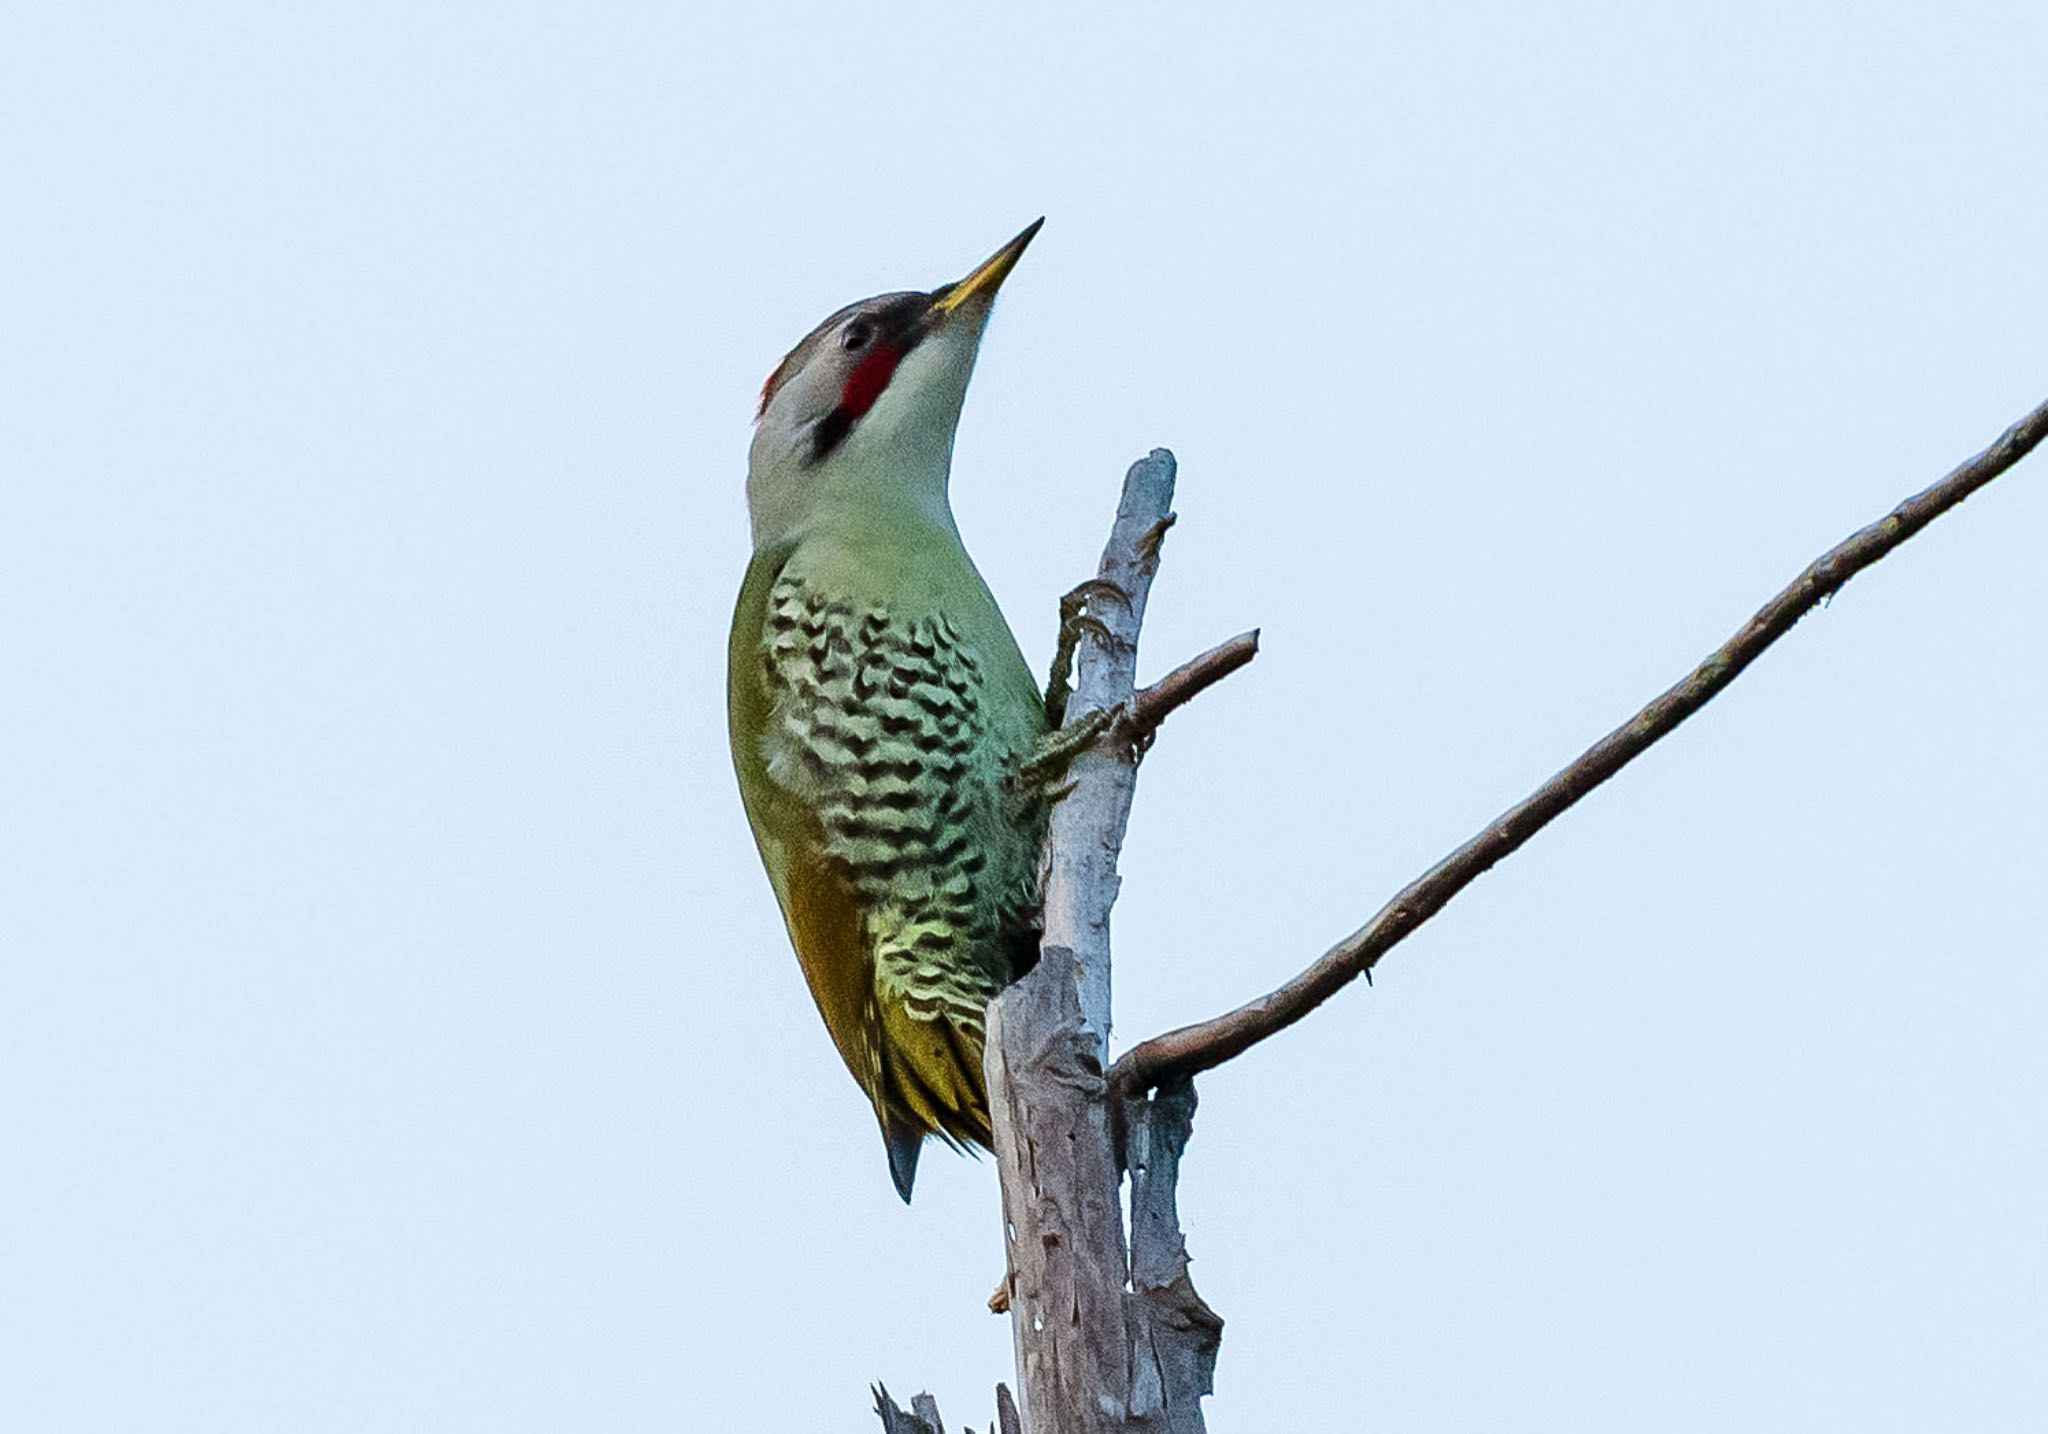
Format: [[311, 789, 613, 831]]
[[930, 218, 1043, 318]]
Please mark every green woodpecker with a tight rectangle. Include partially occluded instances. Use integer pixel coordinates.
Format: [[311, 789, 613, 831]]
[[728, 222, 1048, 1201]]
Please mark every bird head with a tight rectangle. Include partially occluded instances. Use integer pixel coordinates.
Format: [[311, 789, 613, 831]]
[[745, 219, 1042, 549]]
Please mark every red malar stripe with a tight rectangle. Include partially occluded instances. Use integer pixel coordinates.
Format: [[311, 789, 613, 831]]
[[838, 344, 901, 421]]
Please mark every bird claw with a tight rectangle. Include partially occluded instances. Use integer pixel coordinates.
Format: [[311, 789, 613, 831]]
[[1044, 579, 1131, 725], [1018, 707, 1116, 789]]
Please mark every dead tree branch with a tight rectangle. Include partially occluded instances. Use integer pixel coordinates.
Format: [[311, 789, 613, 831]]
[[1122, 1079, 1222, 1432], [874, 1384, 1023, 1434], [984, 450, 1205, 1434], [880, 392, 2041, 1433], [1112, 392, 2048, 1096], [1130, 631, 1260, 741], [887, 452, 1246, 1433]]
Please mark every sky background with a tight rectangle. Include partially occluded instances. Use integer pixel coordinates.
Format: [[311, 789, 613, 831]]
[[5, 4, 2046, 1430]]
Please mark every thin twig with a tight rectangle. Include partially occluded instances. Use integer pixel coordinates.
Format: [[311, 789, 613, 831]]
[[1130, 630, 1261, 740], [1112, 393, 2048, 1095]]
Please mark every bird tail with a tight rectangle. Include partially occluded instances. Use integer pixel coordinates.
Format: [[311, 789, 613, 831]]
[[881, 1116, 924, 1204], [872, 1006, 995, 1201]]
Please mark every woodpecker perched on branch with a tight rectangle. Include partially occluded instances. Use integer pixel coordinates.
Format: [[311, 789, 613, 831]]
[[728, 222, 1049, 1201]]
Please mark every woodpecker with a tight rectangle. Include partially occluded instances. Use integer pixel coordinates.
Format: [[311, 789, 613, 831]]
[[728, 221, 1049, 1201]]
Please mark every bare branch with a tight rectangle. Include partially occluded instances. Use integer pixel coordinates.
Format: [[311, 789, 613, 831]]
[[1123, 1079, 1222, 1431], [1022, 629, 1256, 788], [874, 1385, 945, 1434], [1130, 631, 1260, 740], [1113, 393, 2048, 1095], [988, 450, 1186, 1433], [872, 1383, 1023, 1434]]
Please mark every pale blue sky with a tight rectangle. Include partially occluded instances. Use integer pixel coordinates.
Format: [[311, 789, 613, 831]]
[[4, 4, 2045, 1430]]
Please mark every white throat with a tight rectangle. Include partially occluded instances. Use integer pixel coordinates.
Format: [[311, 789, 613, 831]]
[[746, 318, 985, 551]]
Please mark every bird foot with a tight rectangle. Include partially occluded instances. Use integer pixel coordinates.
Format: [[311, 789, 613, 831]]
[[1017, 707, 1116, 790], [1044, 578, 1129, 726]]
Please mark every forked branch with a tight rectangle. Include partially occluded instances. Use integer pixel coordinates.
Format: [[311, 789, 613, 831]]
[[1113, 393, 2048, 1096]]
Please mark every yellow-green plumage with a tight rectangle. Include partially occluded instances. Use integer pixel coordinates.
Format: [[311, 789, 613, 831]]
[[729, 521, 1046, 1199], [731, 222, 1048, 1198]]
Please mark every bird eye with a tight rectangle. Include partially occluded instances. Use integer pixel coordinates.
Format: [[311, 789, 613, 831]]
[[841, 321, 872, 353]]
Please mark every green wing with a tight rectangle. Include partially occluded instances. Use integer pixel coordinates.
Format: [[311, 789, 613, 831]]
[[728, 543, 884, 1090], [727, 542, 1040, 1195]]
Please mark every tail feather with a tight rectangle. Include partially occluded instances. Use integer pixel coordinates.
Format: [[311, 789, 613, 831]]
[[881, 1116, 923, 1203], [872, 1007, 995, 1201]]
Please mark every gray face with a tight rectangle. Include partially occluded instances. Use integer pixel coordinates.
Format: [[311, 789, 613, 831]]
[[755, 290, 935, 462], [745, 266, 1005, 551]]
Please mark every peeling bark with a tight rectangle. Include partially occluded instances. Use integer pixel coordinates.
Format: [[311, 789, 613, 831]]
[[1123, 1080, 1221, 1434]]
